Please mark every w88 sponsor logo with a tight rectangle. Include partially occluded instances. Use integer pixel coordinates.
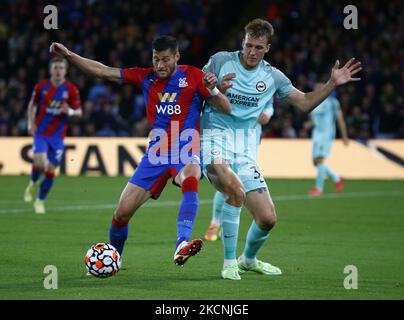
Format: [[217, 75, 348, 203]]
[[155, 104, 182, 115]]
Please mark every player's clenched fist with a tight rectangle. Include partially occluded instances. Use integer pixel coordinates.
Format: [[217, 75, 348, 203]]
[[203, 72, 218, 90], [49, 42, 71, 57]]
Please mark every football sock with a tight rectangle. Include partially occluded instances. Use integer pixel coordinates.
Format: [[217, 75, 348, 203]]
[[38, 171, 55, 200], [211, 191, 225, 225], [223, 259, 238, 268], [31, 165, 42, 183], [176, 177, 198, 249], [242, 220, 270, 261], [109, 217, 129, 256], [241, 255, 256, 267], [221, 202, 241, 260], [325, 166, 340, 183], [315, 163, 326, 190]]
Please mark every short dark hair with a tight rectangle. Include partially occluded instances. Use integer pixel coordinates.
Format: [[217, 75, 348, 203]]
[[49, 57, 68, 69], [244, 18, 274, 44], [152, 35, 178, 53]]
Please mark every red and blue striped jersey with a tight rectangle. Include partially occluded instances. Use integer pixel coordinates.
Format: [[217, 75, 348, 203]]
[[121, 65, 211, 150], [32, 79, 81, 138]]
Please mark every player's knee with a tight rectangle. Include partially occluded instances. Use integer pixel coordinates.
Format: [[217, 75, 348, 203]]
[[113, 210, 130, 224], [35, 163, 46, 172], [257, 217, 276, 231], [257, 206, 277, 231], [314, 157, 324, 166], [34, 159, 46, 171], [224, 184, 245, 207], [114, 204, 135, 223], [46, 165, 57, 174], [235, 187, 246, 207], [180, 164, 201, 181]]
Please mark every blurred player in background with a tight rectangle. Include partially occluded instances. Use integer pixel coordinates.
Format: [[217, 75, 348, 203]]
[[50, 35, 231, 266], [201, 18, 362, 280], [204, 102, 273, 241], [24, 57, 82, 214], [308, 84, 349, 196]]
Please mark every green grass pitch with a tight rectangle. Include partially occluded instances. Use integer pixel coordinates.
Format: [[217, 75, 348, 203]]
[[0, 175, 403, 300]]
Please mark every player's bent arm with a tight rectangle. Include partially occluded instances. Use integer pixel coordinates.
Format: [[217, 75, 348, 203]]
[[50, 42, 121, 82], [209, 92, 232, 114], [336, 111, 349, 145], [284, 81, 336, 113]]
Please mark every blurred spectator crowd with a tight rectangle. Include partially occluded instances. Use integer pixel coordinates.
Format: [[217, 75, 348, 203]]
[[0, 0, 403, 139], [255, 0, 404, 140]]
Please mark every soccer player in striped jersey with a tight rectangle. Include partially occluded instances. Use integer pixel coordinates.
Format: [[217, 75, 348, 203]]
[[24, 57, 82, 214], [49, 36, 231, 266]]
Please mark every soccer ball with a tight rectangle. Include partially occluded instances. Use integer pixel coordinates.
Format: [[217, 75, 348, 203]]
[[85, 243, 121, 278]]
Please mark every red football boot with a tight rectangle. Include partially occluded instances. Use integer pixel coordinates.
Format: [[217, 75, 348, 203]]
[[174, 239, 203, 266], [308, 188, 323, 196], [336, 177, 344, 193]]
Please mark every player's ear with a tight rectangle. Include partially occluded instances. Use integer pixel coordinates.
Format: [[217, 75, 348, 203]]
[[265, 43, 271, 53], [175, 51, 180, 63]]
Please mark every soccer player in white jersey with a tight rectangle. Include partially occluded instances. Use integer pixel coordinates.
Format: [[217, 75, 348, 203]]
[[201, 18, 362, 280], [308, 83, 349, 196]]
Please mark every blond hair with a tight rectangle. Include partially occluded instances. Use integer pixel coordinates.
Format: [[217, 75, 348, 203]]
[[244, 18, 274, 44]]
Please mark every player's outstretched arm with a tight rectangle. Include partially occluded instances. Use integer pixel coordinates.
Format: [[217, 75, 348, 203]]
[[49, 42, 121, 82], [203, 72, 232, 113], [285, 58, 362, 113]]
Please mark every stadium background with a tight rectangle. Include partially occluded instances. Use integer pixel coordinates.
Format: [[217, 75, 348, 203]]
[[0, 0, 402, 139], [0, 0, 404, 301]]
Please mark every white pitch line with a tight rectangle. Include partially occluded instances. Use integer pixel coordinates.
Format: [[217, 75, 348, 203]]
[[0, 199, 215, 214], [0, 190, 403, 215], [271, 190, 404, 201]]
